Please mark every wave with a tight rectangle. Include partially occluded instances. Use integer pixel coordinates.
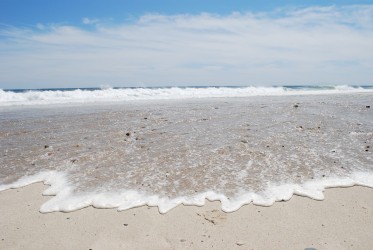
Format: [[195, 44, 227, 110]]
[[0, 85, 372, 106]]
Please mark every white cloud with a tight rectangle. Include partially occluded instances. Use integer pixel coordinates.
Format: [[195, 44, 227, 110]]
[[82, 17, 99, 25], [36, 23, 46, 30], [0, 5, 373, 88]]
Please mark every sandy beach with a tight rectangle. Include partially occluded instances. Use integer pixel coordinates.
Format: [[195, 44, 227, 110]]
[[0, 183, 372, 250], [1, 0, 373, 248]]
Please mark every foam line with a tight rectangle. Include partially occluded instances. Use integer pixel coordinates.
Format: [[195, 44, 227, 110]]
[[1, 171, 372, 214]]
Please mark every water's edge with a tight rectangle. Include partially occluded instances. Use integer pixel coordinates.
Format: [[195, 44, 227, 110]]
[[1, 171, 372, 214]]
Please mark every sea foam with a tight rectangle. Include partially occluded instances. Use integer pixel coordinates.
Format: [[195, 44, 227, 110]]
[[1, 171, 372, 213], [0, 85, 372, 106]]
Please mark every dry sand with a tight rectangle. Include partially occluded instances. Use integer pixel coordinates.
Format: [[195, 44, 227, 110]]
[[0, 184, 372, 250]]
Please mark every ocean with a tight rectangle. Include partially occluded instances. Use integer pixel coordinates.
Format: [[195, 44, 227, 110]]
[[1, 85, 373, 106], [0, 85, 372, 213]]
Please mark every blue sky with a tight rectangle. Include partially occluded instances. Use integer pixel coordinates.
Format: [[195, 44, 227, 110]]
[[1, 0, 372, 26], [1, 1, 373, 88]]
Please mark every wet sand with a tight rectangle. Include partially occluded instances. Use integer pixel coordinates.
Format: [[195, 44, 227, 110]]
[[0, 183, 372, 250], [1, 94, 372, 213]]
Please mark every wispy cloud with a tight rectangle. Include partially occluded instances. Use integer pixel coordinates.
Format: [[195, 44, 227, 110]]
[[0, 5, 373, 88], [82, 17, 99, 25]]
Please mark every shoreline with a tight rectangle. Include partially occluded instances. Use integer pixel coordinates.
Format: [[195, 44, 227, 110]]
[[1, 171, 373, 214], [1, 183, 372, 249]]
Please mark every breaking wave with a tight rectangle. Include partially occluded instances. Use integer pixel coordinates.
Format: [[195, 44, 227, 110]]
[[0, 85, 372, 106]]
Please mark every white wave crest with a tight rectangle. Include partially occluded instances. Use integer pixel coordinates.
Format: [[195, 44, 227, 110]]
[[0, 86, 372, 106]]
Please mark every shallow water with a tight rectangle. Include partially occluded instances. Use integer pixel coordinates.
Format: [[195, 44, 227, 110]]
[[0, 94, 372, 212]]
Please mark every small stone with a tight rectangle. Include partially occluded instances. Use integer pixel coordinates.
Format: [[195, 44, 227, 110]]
[[236, 241, 246, 246], [366, 105, 370, 108], [44, 145, 49, 149], [126, 132, 131, 136], [123, 224, 128, 226], [293, 104, 299, 108], [144, 117, 148, 120]]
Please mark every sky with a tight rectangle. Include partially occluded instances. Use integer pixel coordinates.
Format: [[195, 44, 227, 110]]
[[1, 1, 373, 89]]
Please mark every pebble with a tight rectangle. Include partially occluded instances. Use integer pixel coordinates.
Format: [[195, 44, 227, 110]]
[[236, 241, 246, 246]]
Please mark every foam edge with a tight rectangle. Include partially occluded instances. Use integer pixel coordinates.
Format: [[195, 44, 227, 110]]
[[0, 171, 372, 214]]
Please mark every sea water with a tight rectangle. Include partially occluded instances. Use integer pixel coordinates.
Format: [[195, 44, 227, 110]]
[[0, 86, 372, 213]]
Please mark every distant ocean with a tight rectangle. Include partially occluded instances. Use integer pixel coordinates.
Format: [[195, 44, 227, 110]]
[[1, 85, 373, 106], [0, 85, 372, 213]]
